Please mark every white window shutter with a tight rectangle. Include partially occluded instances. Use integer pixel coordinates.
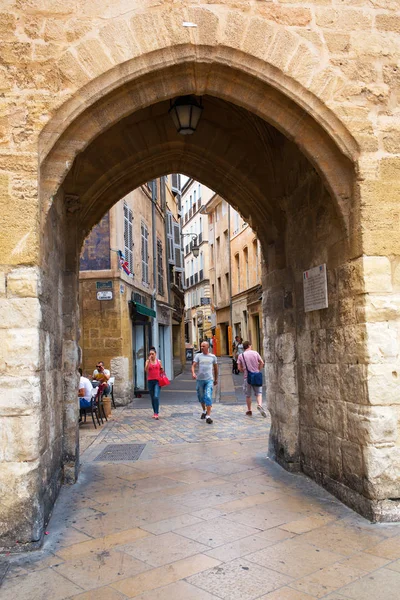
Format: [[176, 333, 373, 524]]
[[167, 211, 175, 264], [173, 221, 184, 271]]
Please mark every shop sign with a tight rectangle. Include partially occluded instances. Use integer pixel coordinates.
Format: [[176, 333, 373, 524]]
[[96, 290, 113, 301]]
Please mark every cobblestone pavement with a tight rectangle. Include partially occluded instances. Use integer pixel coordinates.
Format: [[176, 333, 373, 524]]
[[2, 360, 400, 599]]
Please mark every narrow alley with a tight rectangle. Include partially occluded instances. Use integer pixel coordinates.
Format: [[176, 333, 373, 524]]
[[1, 360, 400, 600]]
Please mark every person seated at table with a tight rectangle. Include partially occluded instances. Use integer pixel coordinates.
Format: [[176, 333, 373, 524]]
[[92, 360, 111, 395], [78, 368, 93, 409]]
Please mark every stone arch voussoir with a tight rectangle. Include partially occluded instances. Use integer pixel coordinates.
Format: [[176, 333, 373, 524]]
[[40, 8, 358, 234]]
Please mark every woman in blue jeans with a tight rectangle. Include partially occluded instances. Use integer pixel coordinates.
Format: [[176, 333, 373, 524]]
[[145, 347, 163, 420]]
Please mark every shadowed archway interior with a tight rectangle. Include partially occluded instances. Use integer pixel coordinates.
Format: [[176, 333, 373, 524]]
[[39, 82, 367, 533]]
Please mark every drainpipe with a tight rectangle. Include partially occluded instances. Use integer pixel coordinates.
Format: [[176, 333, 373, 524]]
[[164, 176, 174, 379], [228, 204, 233, 345], [164, 178, 172, 307], [151, 179, 158, 351]]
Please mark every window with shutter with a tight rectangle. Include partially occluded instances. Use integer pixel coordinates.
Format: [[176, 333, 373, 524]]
[[173, 221, 184, 271], [166, 211, 175, 264], [157, 238, 164, 295], [123, 203, 134, 275], [141, 222, 149, 284]]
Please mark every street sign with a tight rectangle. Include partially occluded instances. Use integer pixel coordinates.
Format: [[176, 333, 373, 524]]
[[96, 280, 113, 290], [200, 297, 211, 305], [97, 290, 113, 301]]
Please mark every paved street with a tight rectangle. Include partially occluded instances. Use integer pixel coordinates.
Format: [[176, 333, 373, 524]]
[[1, 360, 400, 599]]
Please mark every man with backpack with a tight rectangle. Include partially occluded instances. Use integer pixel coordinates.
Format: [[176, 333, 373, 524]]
[[237, 341, 266, 418]]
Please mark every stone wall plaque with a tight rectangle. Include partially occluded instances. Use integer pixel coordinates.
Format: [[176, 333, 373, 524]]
[[303, 264, 328, 312]]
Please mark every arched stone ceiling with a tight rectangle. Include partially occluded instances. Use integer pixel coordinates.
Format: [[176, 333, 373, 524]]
[[41, 60, 356, 238], [62, 96, 319, 246]]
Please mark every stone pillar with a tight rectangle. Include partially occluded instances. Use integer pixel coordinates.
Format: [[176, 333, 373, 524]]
[[0, 268, 45, 549], [263, 238, 300, 471]]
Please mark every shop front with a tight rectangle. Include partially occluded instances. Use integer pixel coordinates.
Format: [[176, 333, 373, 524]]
[[129, 293, 155, 395]]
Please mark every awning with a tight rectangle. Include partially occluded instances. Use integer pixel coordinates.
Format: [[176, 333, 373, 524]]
[[129, 301, 156, 319]]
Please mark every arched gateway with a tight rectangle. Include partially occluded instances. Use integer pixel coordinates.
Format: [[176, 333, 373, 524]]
[[1, 3, 400, 549]]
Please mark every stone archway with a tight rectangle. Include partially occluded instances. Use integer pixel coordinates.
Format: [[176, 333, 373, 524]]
[[1, 2, 400, 551]]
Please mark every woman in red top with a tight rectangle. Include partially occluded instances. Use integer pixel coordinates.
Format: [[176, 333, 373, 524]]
[[145, 347, 163, 419]]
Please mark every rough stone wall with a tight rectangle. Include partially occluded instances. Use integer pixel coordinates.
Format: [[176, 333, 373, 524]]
[[264, 138, 400, 520]]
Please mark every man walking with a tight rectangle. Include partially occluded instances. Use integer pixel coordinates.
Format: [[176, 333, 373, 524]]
[[192, 341, 218, 424], [237, 341, 266, 417]]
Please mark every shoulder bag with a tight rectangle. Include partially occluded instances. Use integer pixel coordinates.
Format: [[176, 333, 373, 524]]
[[158, 361, 170, 387], [242, 353, 263, 387]]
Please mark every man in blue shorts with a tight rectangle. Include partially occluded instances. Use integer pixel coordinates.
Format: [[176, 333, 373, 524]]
[[192, 341, 218, 424]]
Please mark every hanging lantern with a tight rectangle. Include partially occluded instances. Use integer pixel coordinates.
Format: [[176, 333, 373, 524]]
[[169, 96, 203, 135]]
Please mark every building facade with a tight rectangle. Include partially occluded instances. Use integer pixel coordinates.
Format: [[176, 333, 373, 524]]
[[181, 179, 214, 348], [79, 177, 185, 403], [205, 195, 232, 356], [230, 210, 263, 354], [205, 199, 263, 356]]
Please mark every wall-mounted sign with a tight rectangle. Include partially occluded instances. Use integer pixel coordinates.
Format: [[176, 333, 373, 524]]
[[303, 264, 328, 312], [96, 280, 113, 290], [120, 284, 125, 294], [97, 290, 113, 301], [200, 297, 211, 305]]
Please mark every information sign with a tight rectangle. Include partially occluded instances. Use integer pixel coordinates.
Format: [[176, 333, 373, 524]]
[[303, 264, 328, 312], [200, 297, 211, 305], [96, 290, 113, 301], [96, 280, 113, 290]]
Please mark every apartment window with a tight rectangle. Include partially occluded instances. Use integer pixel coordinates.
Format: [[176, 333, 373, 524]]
[[233, 210, 239, 235], [216, 236, 220, 262], [253, 239, 259, 281], [157, 239, 164, 295], [160, 177, 166, 210], [198, 183, 201, 199], [225, 273, 229, 299], [123, 202, 133, 275], [193, 189, 196, 205], [190, 194, 192, 208], [222, 201, 227, 216], [217, 277, 222, 300], [211, 284, 215, 304], [235, 253, 240, 292], [244, 246, 249, 288], [210, 244, 214, 267], [224, 229, 228, 251], [141, 222, 149, 284]]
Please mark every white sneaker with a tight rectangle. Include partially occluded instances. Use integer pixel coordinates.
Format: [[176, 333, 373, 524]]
[[257, 405, 267, 418]]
